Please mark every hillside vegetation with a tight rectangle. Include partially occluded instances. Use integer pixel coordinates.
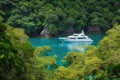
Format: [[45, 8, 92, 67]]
[[0, 16, 120, 79], [0, 0, 120, 36]]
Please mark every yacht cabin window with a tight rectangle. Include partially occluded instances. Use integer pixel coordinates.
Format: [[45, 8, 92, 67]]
[[68, 37, 76, 39], [78, 37, 86, 39]]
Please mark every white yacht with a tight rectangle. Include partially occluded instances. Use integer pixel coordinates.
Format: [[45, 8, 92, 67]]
[[59, 30, 93, 42]]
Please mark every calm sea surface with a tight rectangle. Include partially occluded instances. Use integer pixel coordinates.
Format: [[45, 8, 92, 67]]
[[29, 34, 105, 65]]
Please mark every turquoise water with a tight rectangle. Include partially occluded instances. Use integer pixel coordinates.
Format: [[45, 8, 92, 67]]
[[29, 34, 105, 65]]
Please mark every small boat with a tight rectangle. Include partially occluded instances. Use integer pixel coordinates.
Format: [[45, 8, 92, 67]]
[[59, 30, 93, 42]]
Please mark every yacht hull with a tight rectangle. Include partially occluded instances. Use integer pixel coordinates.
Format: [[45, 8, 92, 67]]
[[59, 37, 93, 42], [64, 39, 93, 42]]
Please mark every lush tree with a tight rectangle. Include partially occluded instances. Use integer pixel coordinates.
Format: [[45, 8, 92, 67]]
[[0, 18, 34, 79], [96, 24, 120, 79], [0, 20, 57, 80]]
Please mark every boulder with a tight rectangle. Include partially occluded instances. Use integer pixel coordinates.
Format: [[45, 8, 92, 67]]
[[86, 26, 102, 34], [40, 28, 50, 38]]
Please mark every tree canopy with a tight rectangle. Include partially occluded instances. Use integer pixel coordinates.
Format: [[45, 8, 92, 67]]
[[0, 0, 120, 36], [0, 19, 57, 80], [1, 0, 120, 79]]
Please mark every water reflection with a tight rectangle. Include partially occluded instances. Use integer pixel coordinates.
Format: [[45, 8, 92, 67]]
[[60, 42, 93, 52]]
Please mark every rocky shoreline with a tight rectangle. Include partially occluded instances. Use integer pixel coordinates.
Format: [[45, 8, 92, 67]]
[[28, 26, 106, 38]]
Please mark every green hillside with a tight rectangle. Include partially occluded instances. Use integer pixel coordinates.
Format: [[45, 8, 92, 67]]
[[0, 0, 120, 36]]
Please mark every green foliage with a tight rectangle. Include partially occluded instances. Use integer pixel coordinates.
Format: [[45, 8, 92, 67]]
[[55, 66, 79, 80], [0, 16, 4, 22], [63, 52, 84, 66], [0, 21, 34, 79], [96, 24, 120, 79], [0, 21, 57, 80], [0, 0, 120, 35], [48, 24, 57, 34], [1, 17, 120, 80], [1, 0, 120, 79], [34, 46, 51, 56]]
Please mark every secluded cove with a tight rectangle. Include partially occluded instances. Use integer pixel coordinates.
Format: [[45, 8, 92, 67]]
[[29, 34, 105, 65]]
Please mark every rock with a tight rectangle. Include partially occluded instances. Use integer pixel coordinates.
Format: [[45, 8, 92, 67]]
[[86, 26, 102, 34], [40, 28, 50, 38]]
